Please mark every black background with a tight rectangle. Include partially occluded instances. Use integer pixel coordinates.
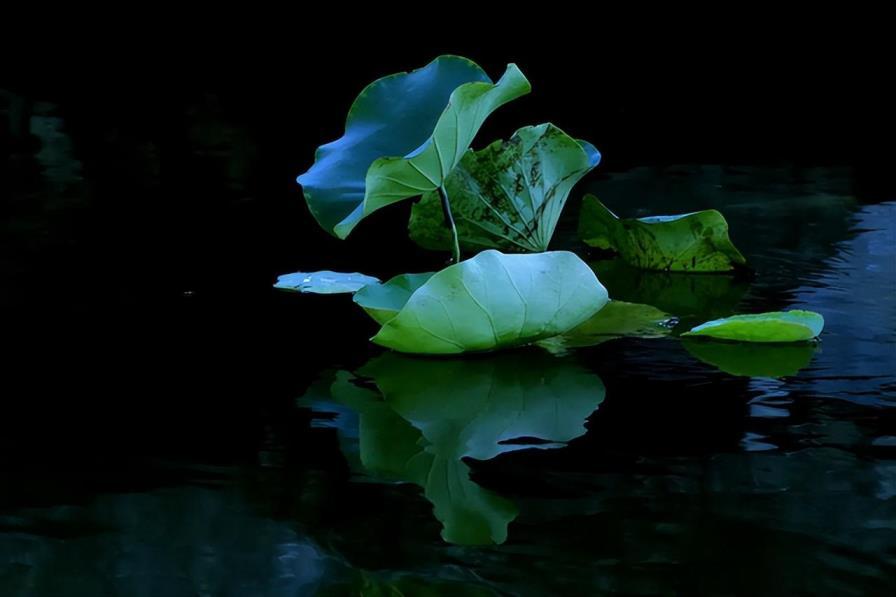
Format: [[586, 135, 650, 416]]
[[2, 27, 893, 476]]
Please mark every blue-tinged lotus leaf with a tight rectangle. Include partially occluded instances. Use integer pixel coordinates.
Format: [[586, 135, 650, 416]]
[[356, 250, 609, 354], [273, 270, 380, 294], [408, 123, 600, 254], [682, 310, 824, 343], [297, 55, 531, 238], [537, 300, 676, 352], [579, 194, 746, 272], [682, 338, 816, 377], [302, 352, 605, 545]]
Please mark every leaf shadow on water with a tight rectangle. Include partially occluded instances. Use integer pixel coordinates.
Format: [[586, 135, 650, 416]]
[[299, 351, 606, 546]]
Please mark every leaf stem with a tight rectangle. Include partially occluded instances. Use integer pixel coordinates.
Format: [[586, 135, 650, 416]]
[[438, 185, 461, 263]]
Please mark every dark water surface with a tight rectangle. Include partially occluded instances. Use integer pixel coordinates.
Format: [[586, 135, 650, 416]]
[[2, 157, 895, 593]]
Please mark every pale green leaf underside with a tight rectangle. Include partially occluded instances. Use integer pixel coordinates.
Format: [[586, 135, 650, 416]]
[[297, 55, 531, 239], [682, 310, 825, 342], [273, 270, 380, 294], [683, 338, 816, 377], [353, 272, 434, 324], [578, 194, 747, 272], [369, 250, 609, 354], [537, 300, 676, 352], [409, 123, 600, 254]]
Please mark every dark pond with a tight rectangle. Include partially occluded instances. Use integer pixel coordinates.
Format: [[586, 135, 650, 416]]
[[2, 99, 895, 595]]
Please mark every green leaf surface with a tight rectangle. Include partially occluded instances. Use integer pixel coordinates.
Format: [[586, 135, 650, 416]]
[[579, 194, 746, 272], [307, 352, 605, 545], [682, 310, 825, 343], [682, 338, 816, 377], [537, 300, 675, 352], [367, 250, 609, 354], [273, 270, 380, 294], [353, 272, 434, 325], [409, 124, 600, 253], [297, 55, 531, 238]]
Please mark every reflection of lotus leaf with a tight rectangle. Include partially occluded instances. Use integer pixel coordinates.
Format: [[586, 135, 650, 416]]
[[303, 352, 605, 545], [591, 259, 748, 324], [683, 338, 816, 377]]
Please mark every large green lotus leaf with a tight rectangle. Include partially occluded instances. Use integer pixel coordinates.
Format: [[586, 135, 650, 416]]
[[273, 270, 380, 294], [367, 250, 608, 354], [353, 272, 434, 325], [537, 300, 676, 352], [579, 194, 746, 272], [682, 310, 824, 343], [408, 124, 600, 253], [296, 55, 531, 238], [305, 352, 605, 545], [682, 338, 816, 377]]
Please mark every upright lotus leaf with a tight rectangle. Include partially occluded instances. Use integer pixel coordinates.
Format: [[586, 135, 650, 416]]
[[579, 194, 747, 272], [682, 310, 825, 343], [537, 300, 677, 353], [273, 270, 380, 294], [409, 123, 600, 253], [360, 250, 609, 354], [296, 55, 531, 239], [304, 352, 605, 545], [353, 272, 434, 324], [682, 338, 816, 377]]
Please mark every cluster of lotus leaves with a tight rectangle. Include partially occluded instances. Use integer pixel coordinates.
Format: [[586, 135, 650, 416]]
[[285, 54, 825, 357]]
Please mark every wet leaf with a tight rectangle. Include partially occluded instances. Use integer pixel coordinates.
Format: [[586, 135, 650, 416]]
[[273, 270, 380, 294], [682, 310, 824, 342]]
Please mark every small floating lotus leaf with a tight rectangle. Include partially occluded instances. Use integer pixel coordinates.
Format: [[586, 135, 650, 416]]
[[273, 270, 380, 294], [682, 338, 816, 377], [682, 310, 824, 343], [360, 250, 609, 354], [537, 300, 676, 352], [578, 194, 746, 272], [409, 123, 600, 253], [297, 55, 531, 238]]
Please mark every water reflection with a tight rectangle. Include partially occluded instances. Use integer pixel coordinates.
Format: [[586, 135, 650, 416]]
[[591, 260, 748, 328], [682, 337, 816, 377], [301, 352, 605, 545]]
